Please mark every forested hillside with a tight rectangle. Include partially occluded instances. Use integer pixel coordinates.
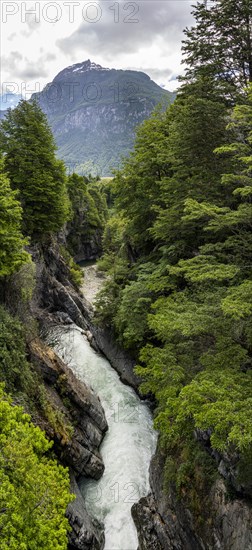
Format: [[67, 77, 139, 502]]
[[95, 0, 252, 518], [0, 99, 108, 548]]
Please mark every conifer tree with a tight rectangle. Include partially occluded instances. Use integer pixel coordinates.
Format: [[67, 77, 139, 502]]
[[0, 100, 69, 240]]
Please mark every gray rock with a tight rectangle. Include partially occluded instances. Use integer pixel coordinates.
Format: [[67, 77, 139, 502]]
[[55, 311, 74, 324], [210, 479, 252, 550], [67, 470, 105, 549], [29, 337, 107, 479], [195, 428, 252, 498], [91, 325, 140, 390], [133, 446, 252, 550]]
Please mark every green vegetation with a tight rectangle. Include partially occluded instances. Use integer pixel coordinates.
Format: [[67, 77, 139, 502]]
[[0, 386, 72, 550], [95, 0, 252, 505], [66, 172, 108, 259], [37, 384, 74, 445], [0, 0, 251, 538], [0, 158, 30, 277], [0, 302, 75, 547], [0, 100, 70, 240], [0, 305, 36, 398], [59, 245, 83, 287], [0, 305, 73, 439], [181, 0, 252, 99]]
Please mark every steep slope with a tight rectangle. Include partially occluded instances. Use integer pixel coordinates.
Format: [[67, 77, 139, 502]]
[[32, 60, 174, 175]]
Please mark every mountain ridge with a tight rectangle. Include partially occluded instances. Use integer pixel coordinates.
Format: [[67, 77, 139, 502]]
[[31, 60, 175, 175]]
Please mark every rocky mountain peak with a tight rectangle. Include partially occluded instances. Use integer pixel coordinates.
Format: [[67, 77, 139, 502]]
[[54, 59, 110, 81]]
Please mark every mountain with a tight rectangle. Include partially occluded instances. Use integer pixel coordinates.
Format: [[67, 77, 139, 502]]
[[32, 60, 175, 176]]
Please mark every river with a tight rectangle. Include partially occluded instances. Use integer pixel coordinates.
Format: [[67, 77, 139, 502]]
[[53, 326, 157, 550]]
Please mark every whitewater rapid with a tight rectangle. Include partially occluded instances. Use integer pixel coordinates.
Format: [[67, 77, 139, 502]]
[[53, 326, 157, 550]]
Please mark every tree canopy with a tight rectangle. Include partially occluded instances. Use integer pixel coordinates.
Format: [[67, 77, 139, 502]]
[[0, 386, 73, 550], [0, 100, 69, 240], [181, 0, 252, 100]]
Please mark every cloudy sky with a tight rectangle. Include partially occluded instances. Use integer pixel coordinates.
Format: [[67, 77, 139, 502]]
[[1, 0, 195, 97]]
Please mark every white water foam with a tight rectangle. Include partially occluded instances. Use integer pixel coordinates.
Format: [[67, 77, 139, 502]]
[[53, 326, 157, 550]]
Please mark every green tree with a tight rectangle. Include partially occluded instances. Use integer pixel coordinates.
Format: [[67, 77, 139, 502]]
[[0, 158, 29, 277], [151, 92, 230, 262], [66, 173, 107, 256], [0, 386, 73, 550], [0, 305, 35, 396], [181, 84, 252, 272], [136, 86, 252, 478], [114, 108, 171, 256], [95, 91, 231, 343], [94, 0, 252, 517], [181, 0, 252, 99], [0, 100, 69, 240]]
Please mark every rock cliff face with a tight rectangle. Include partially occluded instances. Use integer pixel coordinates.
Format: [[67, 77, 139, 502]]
[[67, 473, 104, 550], [25, 240, 107, 548], [29, 338, 107, 479], [132, 449, 252, 550], [31, 240, 139, 388], [194, 428, 252, 499], [31, 60, 174, 175], [68, 229, 102, 263]]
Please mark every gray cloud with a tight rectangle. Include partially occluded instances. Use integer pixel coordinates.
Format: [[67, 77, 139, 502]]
[[18, 64, 48, 79], [56, 1, 193, 60], [139, 66, 174, 81], [129, 65, 178, 89], [2, 52, 56, 81], [7, 32, 17, 42], [22, 4, 41, 34], [1, 51, 23, 73]]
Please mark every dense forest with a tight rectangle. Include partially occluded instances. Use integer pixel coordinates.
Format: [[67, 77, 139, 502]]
[[95, 0, 252, 514]]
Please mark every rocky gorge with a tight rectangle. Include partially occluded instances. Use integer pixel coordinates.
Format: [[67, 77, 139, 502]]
[[24, 238, 153, 549], [23, 237, 252, 550]]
